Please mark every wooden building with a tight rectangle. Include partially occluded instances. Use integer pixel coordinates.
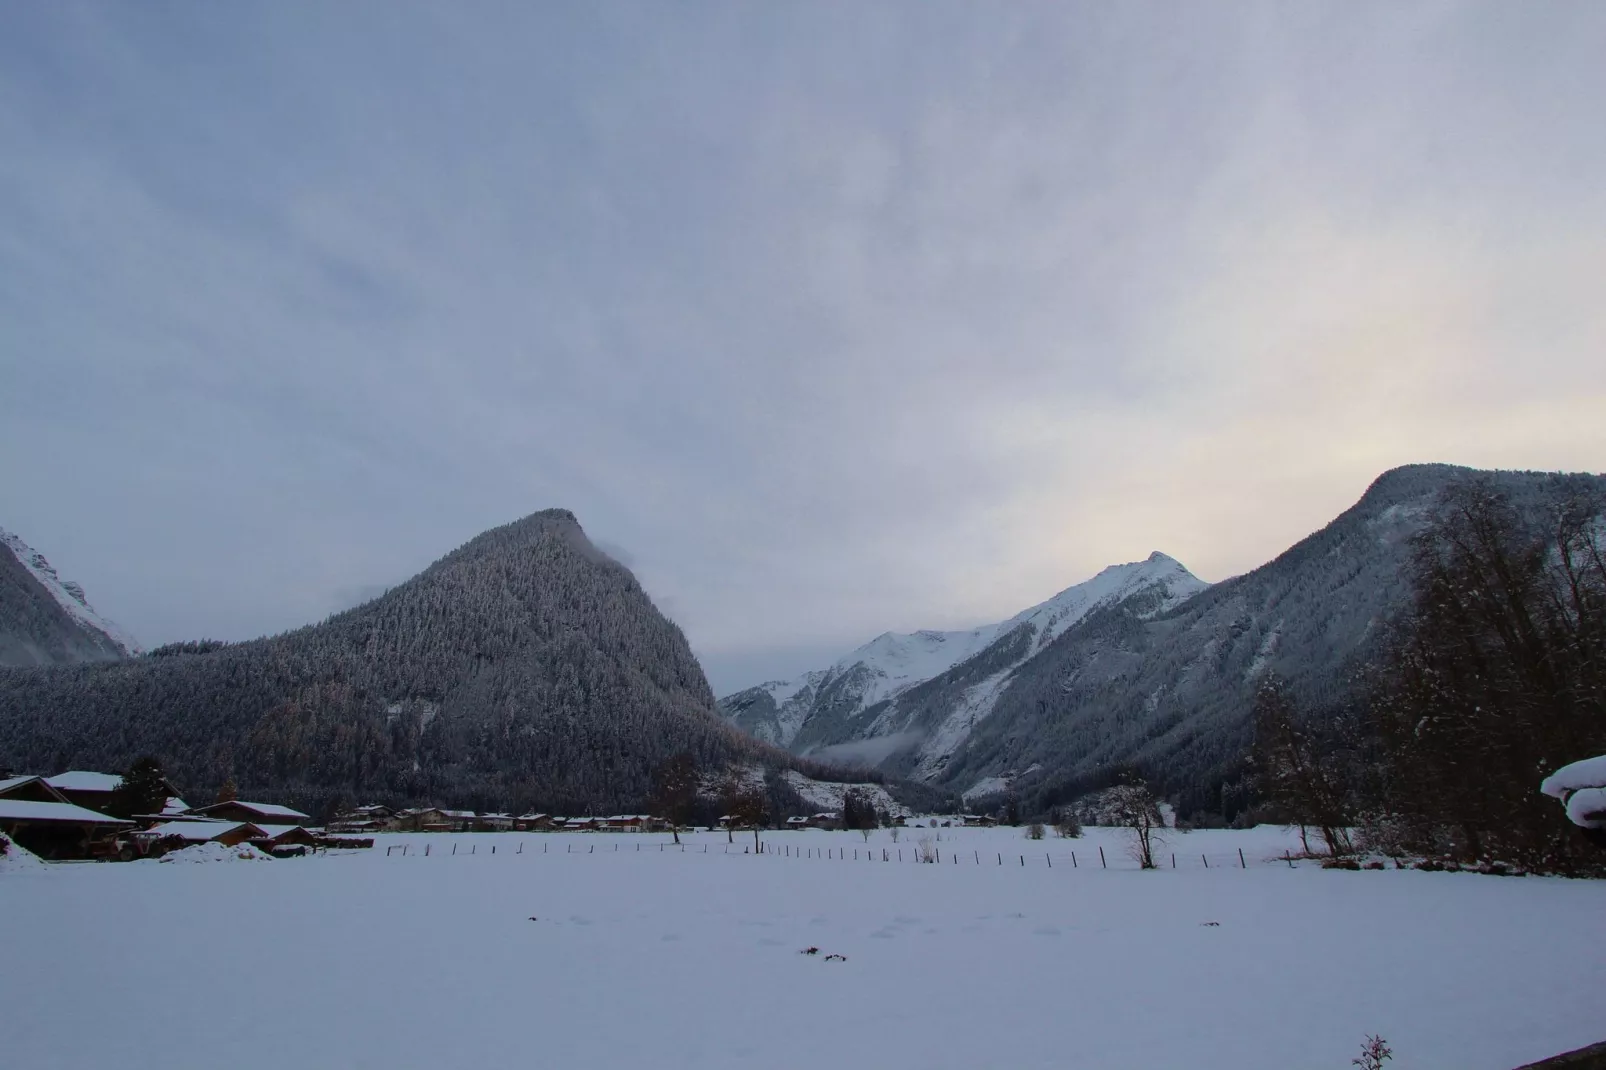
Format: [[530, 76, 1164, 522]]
[[0, 776, 134, 859], [186, 800, 312, 826]]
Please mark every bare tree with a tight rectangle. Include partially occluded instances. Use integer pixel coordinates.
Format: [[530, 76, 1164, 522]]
[[651, 752, 698, 845], [727, 785, 768, 855], [1109, 773, 1164, 869]]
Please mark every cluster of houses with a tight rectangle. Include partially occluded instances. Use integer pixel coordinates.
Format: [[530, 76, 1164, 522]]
[[0, 769, 325, 861], [326, 805, 676, 835]]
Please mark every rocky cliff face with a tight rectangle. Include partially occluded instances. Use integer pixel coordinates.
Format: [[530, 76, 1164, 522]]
[[1, 527, 140, 667]]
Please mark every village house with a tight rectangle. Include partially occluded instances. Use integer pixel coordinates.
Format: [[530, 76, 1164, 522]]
[[392, 807, 453, 832], [515, 813, 552, 831], [0, 775, 133, 859], [808, 812, 842, 830], [785, 815, 811, 829], [44, 770, 189, 819], [328, 804, 394, 833], [186, 799, 313, 827], [136, 819, 266, 851]]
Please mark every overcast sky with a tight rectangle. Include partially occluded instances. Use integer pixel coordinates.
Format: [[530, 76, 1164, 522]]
[[3, 3, 1604, 695]]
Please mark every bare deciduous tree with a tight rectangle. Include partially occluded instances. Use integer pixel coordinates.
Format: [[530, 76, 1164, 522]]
[[1109, 774, 1163, 869]]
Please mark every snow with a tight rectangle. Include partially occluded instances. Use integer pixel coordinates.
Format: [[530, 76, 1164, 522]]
[[741, 552, 1208, 758], [254, 824, 308, 841], [911, 667, 1015, 779], [141, 820, 257, 842], [962, 775, 1014, 802], [46, 770, 124, 793], [1, 824, 1601, 1070], [228, 801, 312, 821], [781, 771, 906, 817], [1541, 755, 1606, 828], [1563, 787, 1606, 829], [1540, 754, 1606, 797], [0, 799, 132, 824], [0, 774, 44, 795], [158, 841, 274, 863], [0, 832, 45, 872], [0, 527, 143, 655]]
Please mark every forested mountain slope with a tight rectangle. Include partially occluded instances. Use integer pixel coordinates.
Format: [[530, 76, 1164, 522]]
[[722, 464, 1606, 820], [0, 510, 758, 814], [1, 527, 140, 667]]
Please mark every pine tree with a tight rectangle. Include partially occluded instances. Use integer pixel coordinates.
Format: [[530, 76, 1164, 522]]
[[109, 757, 169, 819]]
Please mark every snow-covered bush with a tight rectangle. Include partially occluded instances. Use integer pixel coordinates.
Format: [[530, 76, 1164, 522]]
[[1540, 754, 1606, 830]]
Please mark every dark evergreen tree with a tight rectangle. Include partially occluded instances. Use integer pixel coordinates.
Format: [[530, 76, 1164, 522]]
[[109, 756, 169, 819]]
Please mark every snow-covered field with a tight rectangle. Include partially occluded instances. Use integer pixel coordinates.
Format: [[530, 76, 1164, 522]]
[[4, 825, 1602, 1070]]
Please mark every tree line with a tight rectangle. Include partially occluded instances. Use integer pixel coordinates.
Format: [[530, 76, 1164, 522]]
[[1251, 476, 1606, 871]]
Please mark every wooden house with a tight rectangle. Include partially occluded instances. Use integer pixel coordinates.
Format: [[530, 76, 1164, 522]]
[[0, 775, 134, 859], [46, 770, 184, 817], [186, 800, 313, 826], [136, 820, 266, 850]]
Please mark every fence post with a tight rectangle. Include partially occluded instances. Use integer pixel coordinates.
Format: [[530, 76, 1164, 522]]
[[1171, 853, 1175, 868], [975, 851, 979, 864], [518, 842, 523, 854], [589, 844, 593, 853], [997, 853, 1001, 866], [387, 845, 393, 856], [1020, 855, 1024, 867], [1099, 845, 1106, 868], [1071, 850, 1077, 868], [492, 844, 496, 854], [1285, 851, 1293, 868], [471, 844, 476, 855], [426, 843, 431, 857], [1047, 853, 1051, 868], [453, 843, 458, 855], [1202, 854, 1208, 868], [1239, 848, 1246, 869]]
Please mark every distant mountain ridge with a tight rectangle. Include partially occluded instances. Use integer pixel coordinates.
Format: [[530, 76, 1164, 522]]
[[1, 527, 141, 667], [720, 464, 1606, 818], [0, 509, 760, 813], [720, 551, 1207, 772]]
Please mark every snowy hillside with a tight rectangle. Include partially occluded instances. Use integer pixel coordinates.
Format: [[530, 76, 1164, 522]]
[[720, 552, 1207, 759], [0, 527, 141, 665]]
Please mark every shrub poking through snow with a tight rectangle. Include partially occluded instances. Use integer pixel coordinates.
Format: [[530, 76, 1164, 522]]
[[916, 837, 938, 863], [1025, 823, 1045, 841], [1055, 811, 1083, 838]]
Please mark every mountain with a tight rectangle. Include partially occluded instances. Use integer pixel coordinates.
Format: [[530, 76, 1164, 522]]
[[0, 509, 760, 814], [720, 464, 1606, 819], [720, 551, 1207, 774], [1, 527, 141, 667]]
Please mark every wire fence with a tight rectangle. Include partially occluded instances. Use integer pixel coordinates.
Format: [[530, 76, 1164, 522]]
[[375, 836, 1273, 871]]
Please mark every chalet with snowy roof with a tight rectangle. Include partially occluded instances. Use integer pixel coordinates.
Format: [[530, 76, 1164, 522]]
[[186, 800, 312, 826], [809, 812, 842, 829], [328, 805, 396, 833], [137, 820, 266, 849], [478, 813, 515, 831], [46, 770, 183, 816], [393, 807, 453, 832], [516, 813, 552, 830], [785, 815, 811, 829], [0, 775, 133, 859]]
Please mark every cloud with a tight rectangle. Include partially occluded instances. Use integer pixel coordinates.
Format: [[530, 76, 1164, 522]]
[[2, 3, 1603, 693]]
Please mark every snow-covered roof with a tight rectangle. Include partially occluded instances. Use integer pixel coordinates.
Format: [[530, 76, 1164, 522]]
[[190, 800, 311, 821], [141, 820, 261, 842], [254, 823, 308, 841], [0, 799, 133, 825], [46, 771, 124, 793], [0, 775, 42, 795], [162, 797, 190, 815], [440, 810, 476, 819]]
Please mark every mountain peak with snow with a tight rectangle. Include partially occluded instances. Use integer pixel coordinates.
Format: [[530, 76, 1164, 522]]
[[718, 552, 1208, 752], [1, 527, 142, 664]]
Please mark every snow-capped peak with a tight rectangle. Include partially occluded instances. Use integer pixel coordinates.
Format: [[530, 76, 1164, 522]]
[[1, 527, 143, 656], [722, 553, 1208, 750]]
